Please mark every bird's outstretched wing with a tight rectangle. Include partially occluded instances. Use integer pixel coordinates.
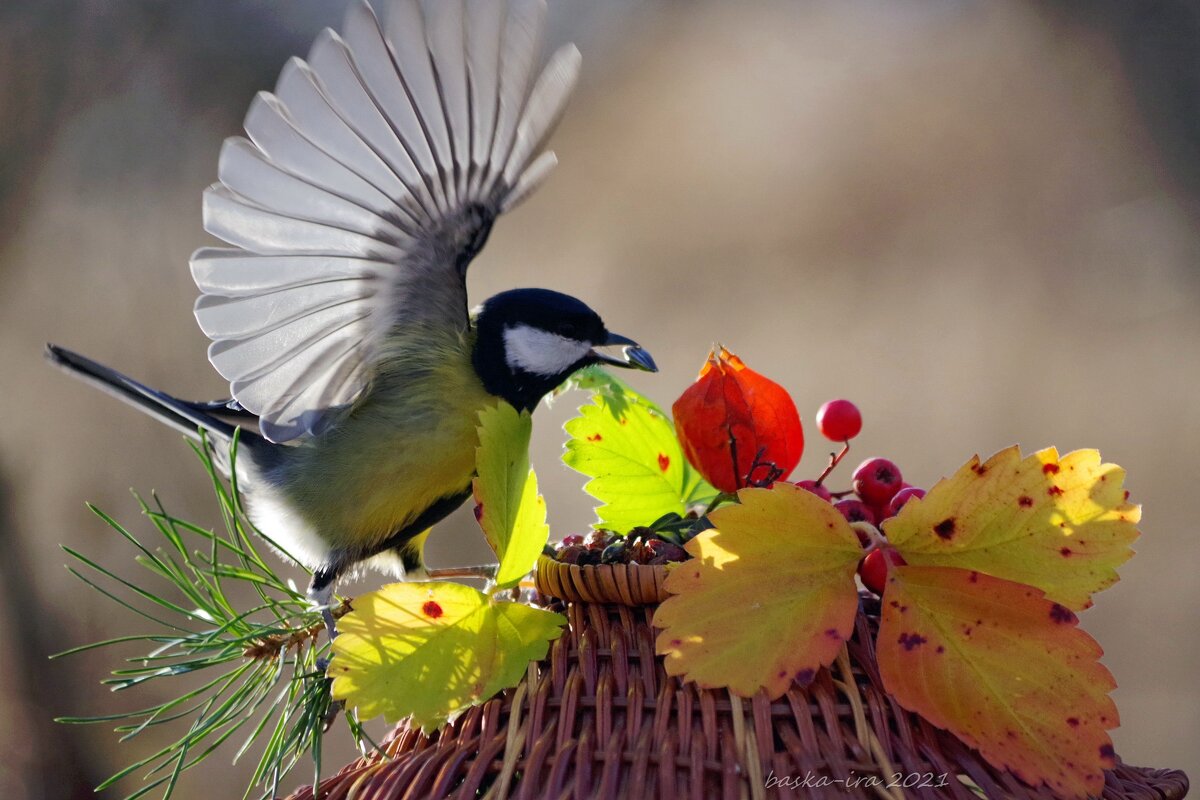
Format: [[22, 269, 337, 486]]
[[190, 0, 579, 442]]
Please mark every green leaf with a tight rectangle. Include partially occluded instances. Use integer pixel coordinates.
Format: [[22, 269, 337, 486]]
[[473, 402, 550, 590], [562, 368, 716, 532], [329, 582, 566, 730]]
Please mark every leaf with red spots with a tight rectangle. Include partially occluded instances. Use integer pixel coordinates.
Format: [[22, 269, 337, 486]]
[[877, 566, 1118, 798], [882, 447, 1138, 610], [671, 347, 804, 493], [330, 582, 565, 731], [473, 403, 550, 590], [653, 484, 861, 698], [563, 368, 716, 533]]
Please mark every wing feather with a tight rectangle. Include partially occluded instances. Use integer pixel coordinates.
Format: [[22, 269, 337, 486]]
[[501, 150, 557, 214], [243, 93, 405, 222], [465, 0, 504, 193], [195, 282, 376, 340], [218, 137, 409, 240], [423, 0, 471, 198], [341, 0, 444, 209], [191, 250, 383, 297], [256, 345, 366, 441], [485, 0, 544, 195], [210, 302, 373, 385], [193, 0, 578, 442], [273, 59, 419, 213], [504, 43, 580, 185], [385, 0, 457, 206], [305, 28, 439, 220], [203, 186, 406, 260]]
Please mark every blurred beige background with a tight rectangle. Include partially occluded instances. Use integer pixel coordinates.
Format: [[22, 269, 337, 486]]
[[2, 1, 1197, 797]]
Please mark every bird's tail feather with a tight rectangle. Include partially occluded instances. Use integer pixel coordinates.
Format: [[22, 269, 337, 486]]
[[45, 344, 241, 445]]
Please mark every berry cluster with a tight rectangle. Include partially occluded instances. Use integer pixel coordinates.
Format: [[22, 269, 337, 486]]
[[552, 528, 689, 567], [825, 458, 924, 527], [797, 399, 923, 595]]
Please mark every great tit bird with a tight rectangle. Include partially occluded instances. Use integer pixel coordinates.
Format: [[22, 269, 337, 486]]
[[46, 0, 656, 610]]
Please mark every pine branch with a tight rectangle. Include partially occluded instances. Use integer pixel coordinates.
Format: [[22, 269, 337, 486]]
[[55, 432, 356, 800]]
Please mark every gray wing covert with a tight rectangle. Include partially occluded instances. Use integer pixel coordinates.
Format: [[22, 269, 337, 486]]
[[190, 0, 579, 442]]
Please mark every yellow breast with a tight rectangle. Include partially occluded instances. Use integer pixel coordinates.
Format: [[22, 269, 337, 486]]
[[276, 330, 499, 553]]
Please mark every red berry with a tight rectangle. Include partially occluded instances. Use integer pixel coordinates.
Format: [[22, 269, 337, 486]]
[[816, 399, 863, 442], [852, 457, 903, 505], [858, 548, 906, 595], [869, 501, 894, 523], [561, 534, 584, 547], [793, 480, 833, 502], [834, 498, 877, 526], [887, 487, 926, 517]]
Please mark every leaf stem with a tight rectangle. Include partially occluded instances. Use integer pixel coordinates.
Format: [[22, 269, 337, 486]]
[[702, 492, 737, 516]]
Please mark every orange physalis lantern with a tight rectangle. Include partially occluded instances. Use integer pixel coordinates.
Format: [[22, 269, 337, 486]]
[[671, 347, 803, 493]]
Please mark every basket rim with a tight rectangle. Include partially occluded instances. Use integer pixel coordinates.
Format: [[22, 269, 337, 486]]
[[534, 553, 671, 606]]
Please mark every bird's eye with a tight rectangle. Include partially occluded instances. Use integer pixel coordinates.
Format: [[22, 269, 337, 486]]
[[557, 322, 578, 338]]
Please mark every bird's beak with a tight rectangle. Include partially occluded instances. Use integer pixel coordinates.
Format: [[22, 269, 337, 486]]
[[591, 332, 658, 372]]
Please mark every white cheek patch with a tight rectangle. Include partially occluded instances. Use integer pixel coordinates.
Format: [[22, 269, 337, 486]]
[[503, 324, 592, 377]]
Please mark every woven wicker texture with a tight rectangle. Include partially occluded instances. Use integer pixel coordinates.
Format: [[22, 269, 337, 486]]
[[535, 555, 668, 606], [285, 572, 1189, 800]]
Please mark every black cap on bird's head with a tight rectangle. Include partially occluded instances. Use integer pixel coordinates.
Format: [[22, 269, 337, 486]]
[[472, 288, 657, 411]]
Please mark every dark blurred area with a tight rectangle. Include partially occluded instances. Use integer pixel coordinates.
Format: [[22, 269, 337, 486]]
[[2, 1, 1198, 798]]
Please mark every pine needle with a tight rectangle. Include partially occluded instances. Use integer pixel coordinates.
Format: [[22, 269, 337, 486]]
[[58, 432, 350, 800]]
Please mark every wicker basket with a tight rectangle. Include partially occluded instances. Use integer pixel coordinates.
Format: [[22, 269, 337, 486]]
[[285, 562, 1189, 799]]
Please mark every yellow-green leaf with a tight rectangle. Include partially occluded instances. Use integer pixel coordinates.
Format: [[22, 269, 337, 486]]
[[474, 402, 549, 589], [653, 484, 862, 698], [563, 368, 716, 533], [877, 566, 1118, 799], [329, 582, 565, 730], [883, 447, 1138, 610]]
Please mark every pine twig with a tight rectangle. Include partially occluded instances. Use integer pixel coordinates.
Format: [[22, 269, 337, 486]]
[[57, 432, 348, 800], [242, 601, 353, 661]]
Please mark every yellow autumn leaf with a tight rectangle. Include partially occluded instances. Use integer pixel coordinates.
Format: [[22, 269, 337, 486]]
[[653, 484, 862, 698], [329, 582, 565, 730], [882, 447, 1138, 610], [877, 565, 1118, 799]]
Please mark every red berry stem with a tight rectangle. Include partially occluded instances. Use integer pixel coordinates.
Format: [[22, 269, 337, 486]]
[[814, 442, 851, 487]]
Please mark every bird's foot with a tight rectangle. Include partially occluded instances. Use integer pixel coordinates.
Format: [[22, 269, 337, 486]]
[[306, 580, 340, 641], [320, 606, 339, 642], [322, 699, 345, 732]]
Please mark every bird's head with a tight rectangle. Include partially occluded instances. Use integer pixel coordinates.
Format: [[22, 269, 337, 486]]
[[472, 288, 657, 411]]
